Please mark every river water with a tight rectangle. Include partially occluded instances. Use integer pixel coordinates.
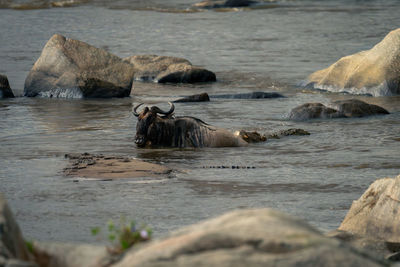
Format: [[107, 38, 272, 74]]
[[0, 0, 399, 243]]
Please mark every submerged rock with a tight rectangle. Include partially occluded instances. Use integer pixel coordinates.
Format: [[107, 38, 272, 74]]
[[288, 103, 344, 121], [0, 74, 14, 98], [0, 194, 36, 266], [124, 55, 216, 83], [24, 34, 135, 98], [289, 99, 389, 121], [112, 209, 386, 267], [63, 153, 172, 179], [173, 93, 210, 103], [211, 91, 284, 99], [305, 28, 400, 96], [339, 173, 400, 243], [193, 0, 258, 9], [331, 99, 389, 118]]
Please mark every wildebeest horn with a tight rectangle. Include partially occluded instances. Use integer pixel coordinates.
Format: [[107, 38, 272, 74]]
[[133, 103, 144, 117], [151, 102, 175, 115]]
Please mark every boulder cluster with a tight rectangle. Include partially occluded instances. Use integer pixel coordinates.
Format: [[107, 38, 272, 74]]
[[3, 173, 400, 266], [21, 34, 216, 99]]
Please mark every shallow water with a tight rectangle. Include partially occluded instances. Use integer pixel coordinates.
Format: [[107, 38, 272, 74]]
[[0, 0, 400, 243]]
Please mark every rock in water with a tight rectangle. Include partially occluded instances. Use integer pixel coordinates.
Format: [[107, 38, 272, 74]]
[[331, 99, 390, 118], [339, 174, 400, 243], [289, 100, 389, 121], [111, 209, 386, 267], [24, 34, 135, 98], [211, 91, 284, 99], [288, 103, 344, 121], [193, 0, 257, 9], [124, 55, 216, 83], [305, 28, 400, 96], [0, 74, 14, 98], [173, 93, 210, 103]]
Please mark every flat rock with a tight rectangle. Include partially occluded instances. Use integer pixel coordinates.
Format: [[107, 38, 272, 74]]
[[124, 55, 216, 83], [63, 153, 171, 179], [111, 209, 386, 267], [211, 91, 284, 99], [0, 74, 14, 98], [193, 0, 258, 9], [305, 28, 400, 96], [173, 93, 210, 103], [24, 34, 135, 98], [339, 173, 400, 243]]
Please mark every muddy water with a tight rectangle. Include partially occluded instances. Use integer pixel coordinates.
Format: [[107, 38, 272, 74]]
[[0, 0, 399, 243]]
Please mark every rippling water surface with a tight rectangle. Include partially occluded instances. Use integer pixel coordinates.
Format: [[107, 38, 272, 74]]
[[0, 0, 399, 243]]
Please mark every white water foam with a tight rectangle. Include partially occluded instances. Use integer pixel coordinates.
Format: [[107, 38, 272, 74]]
[[300, 80, 395, 97], [38, 87, 84, 98]]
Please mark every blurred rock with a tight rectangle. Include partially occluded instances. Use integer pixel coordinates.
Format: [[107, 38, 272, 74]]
[[211, 91, 284, 99], [111, 209, 386, 267]]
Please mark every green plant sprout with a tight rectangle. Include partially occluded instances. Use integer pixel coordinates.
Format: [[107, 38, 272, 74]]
[[91, 217, 152, 254]]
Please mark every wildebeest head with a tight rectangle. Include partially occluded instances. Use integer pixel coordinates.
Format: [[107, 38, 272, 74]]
[[133, 102, 175, 147]]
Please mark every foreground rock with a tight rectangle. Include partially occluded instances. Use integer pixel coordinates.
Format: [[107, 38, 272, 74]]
[[173, 93, 210, 103], [63, 153, 172, 179], [193, 0, 258, 9], [211, 91, 284, 99], [112, 209, 386, 267], [289, 99, 389, 120], [0, 194, 36, 266], [24, 34, 135, 98], [124, 55, 216, 83], [339, 174, 400, 243], [0, 74, 14, 98], [305, 28, 400, 96], [32, 242, 112, 267]]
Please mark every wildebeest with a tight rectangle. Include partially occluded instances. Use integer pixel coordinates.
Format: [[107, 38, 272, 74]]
[[133, 102, 249, 148]]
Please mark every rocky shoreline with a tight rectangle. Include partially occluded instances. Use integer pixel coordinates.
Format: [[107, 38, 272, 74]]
[[2, 173, 400, 266]]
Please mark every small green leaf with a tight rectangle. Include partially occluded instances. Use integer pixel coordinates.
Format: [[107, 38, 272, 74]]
[[25, 240, 34, 253], [91, 227, 100, 236], [108, 234, 116, 241]]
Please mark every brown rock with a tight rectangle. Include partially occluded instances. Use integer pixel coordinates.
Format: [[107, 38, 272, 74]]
[[339, 174, 400, 243], [173, 93, 210, 103], [63, 153, 171, 179]]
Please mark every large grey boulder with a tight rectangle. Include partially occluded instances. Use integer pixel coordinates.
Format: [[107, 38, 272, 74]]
[[0, 74, 14, 98], [24, 34, 135, 98], [339, 174, 400, 243], [289, 99, 389, 121], [111, 209, 386, 267], [305, 28, 400, 96], [123, 55, 216, 83], [0, 194, 36, 266]]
